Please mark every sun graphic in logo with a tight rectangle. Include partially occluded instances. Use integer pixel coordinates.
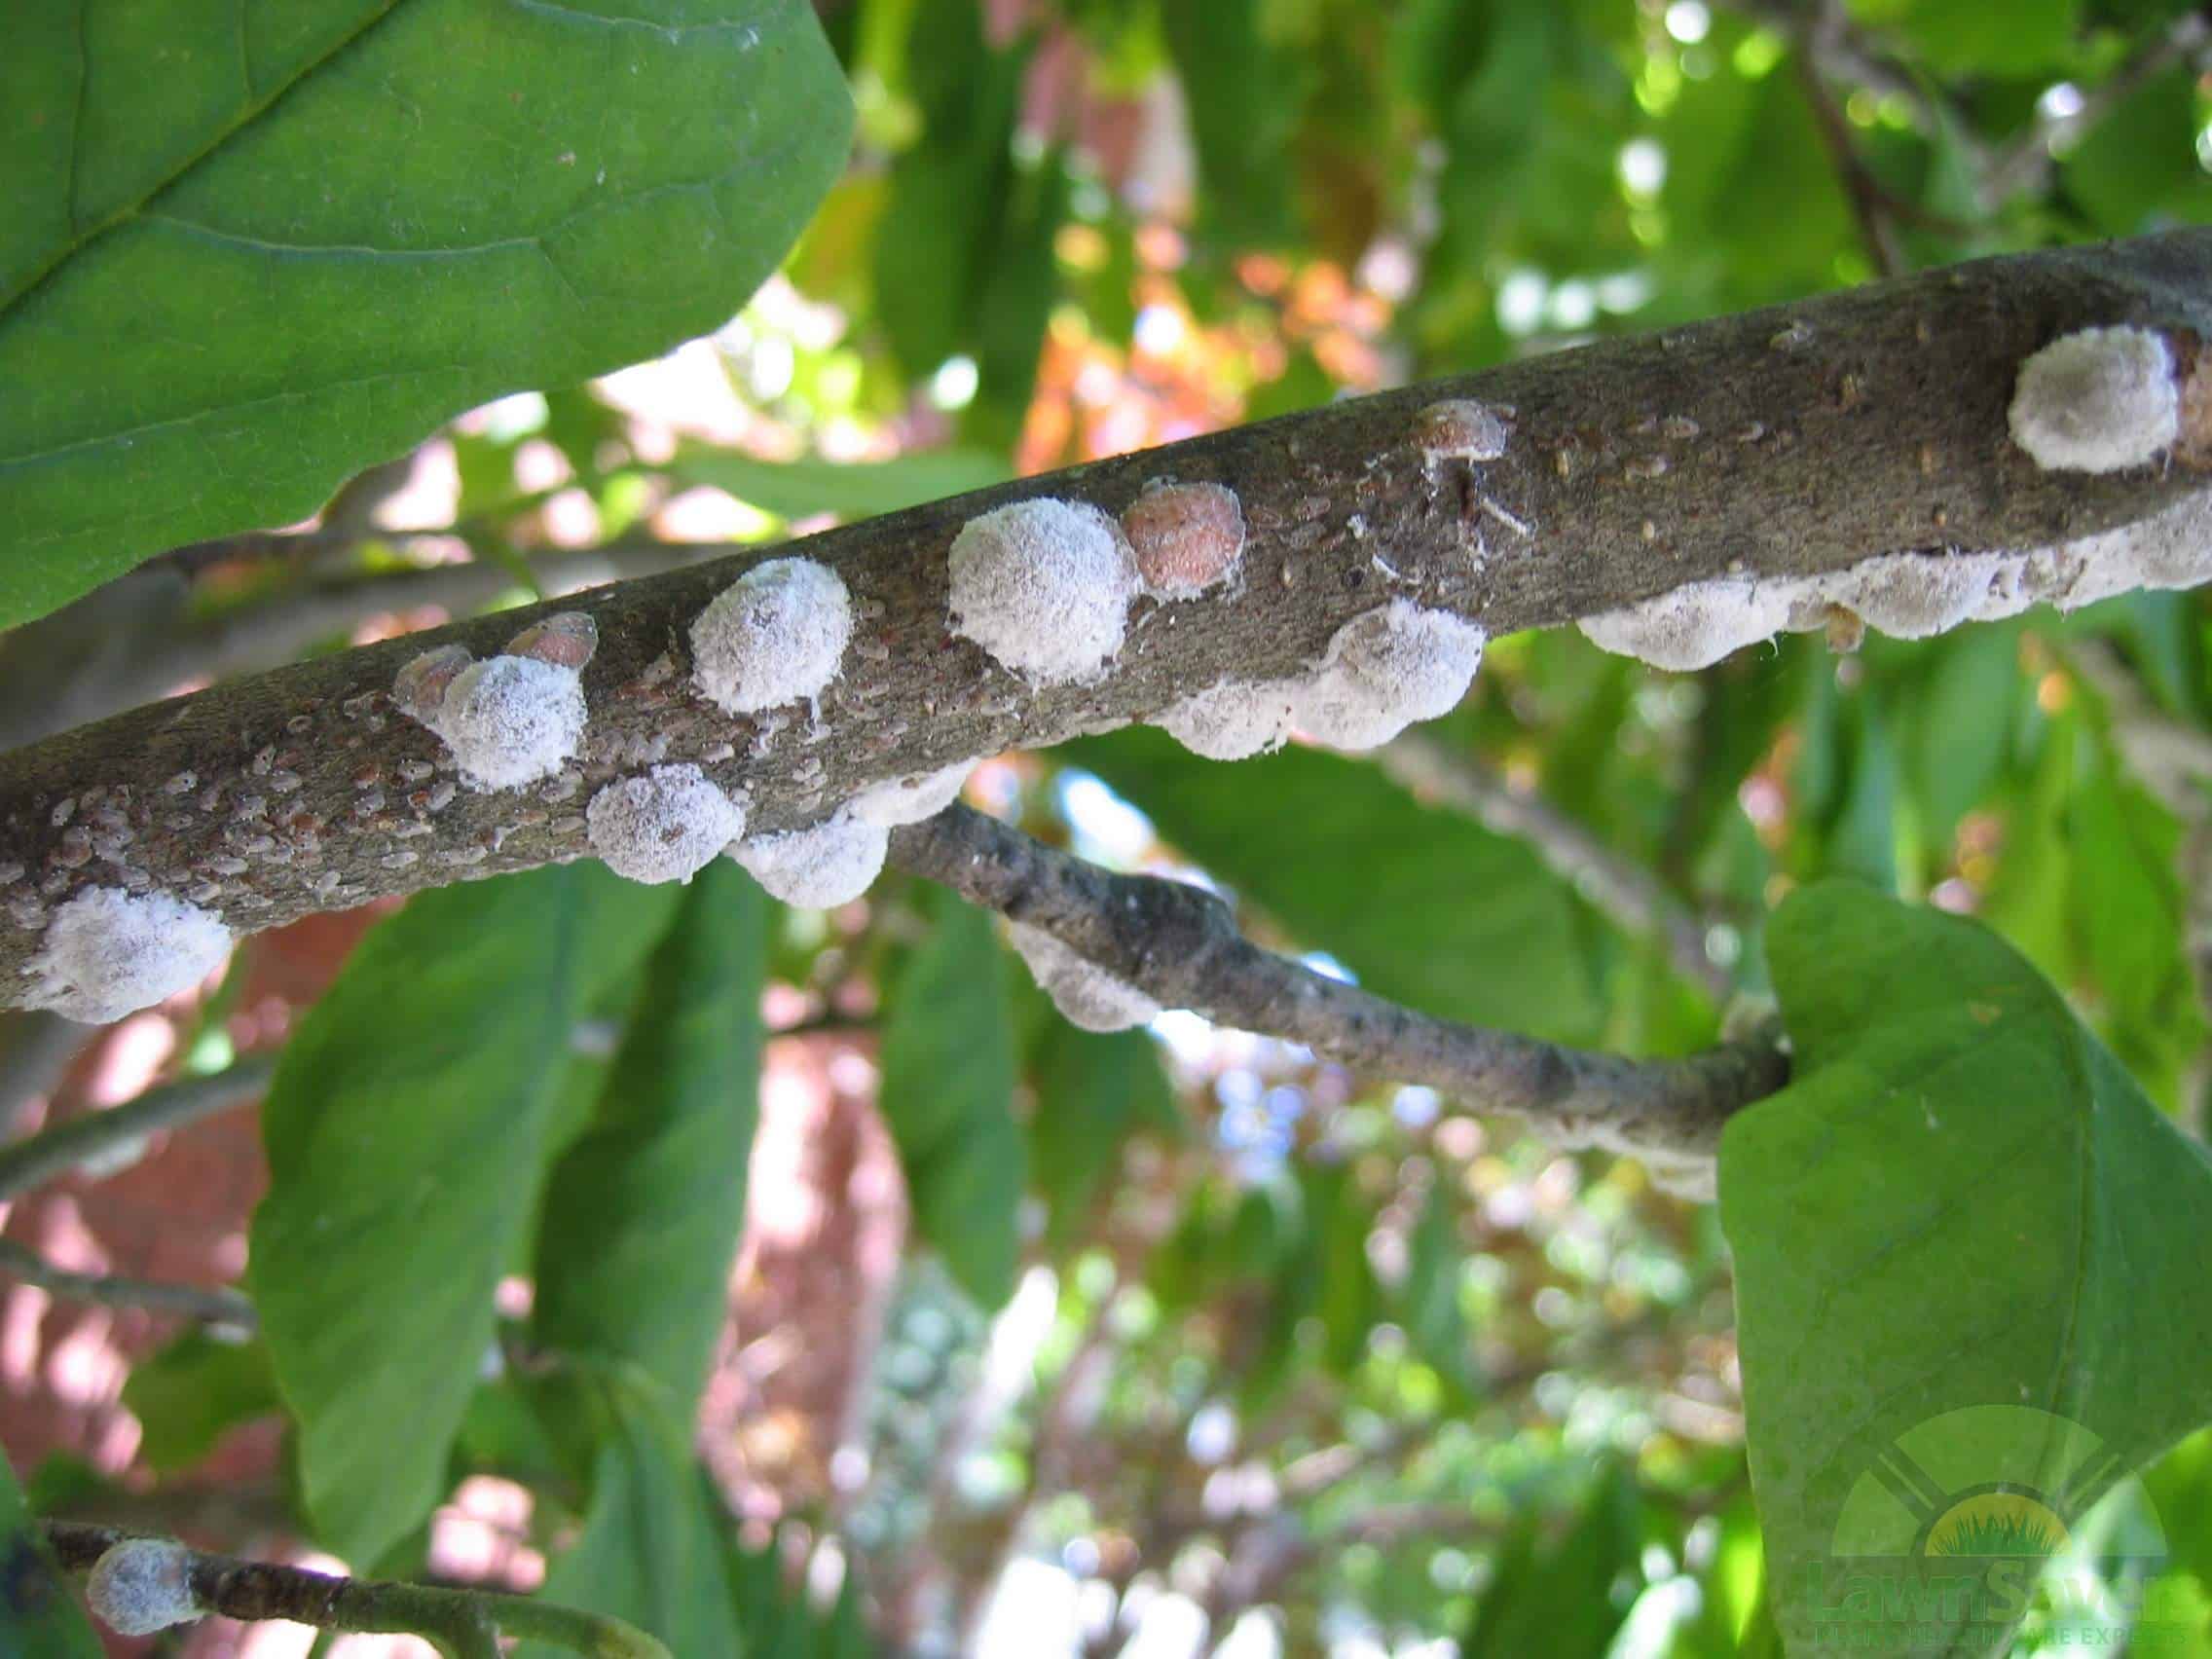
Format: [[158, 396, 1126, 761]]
[[1829, 1405, 2160, 1567], [1922, 1489, 2071, 1560]]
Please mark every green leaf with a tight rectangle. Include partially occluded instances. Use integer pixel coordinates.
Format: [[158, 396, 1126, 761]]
[[2062, 64, 2212, 235], [1720, 881, 2212, 1654], [0, 0, 853, 629], [534, 864, 768, 1418], [250, 865, 681, 1567], [1028, 1021, 1177, 1252], [870, 0, 1029, 378], [667, 443, 1009, 522], [877, 888, 1023, 1308], [1848, 0, 2079, 77], [120, 1331, 281, 1475], [1161, 0, 1309, 249], [1397, 1180, 1477, 1406], [515, 1382, 740, 1659], [0, 1451, 101, 1658], [1898, 624, 2024, 856], [1461, 1460, 1641, 1658], [1063, 729, 1603, 1044]]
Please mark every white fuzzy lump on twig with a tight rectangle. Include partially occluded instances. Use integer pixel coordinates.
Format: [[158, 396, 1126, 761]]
[[87, 1538, 199, 1636], [1155, 680, 1301, 760], [2008, 325, 2179, 474], [1578, 576, 1796, 671], [586, 764, 747, 885], [1816, 552, 2015, 640], [1008, 922, 1161, 1033], [729, 812, 888, 907], [410, 654, 587, 791], [691, 556, 854, 716], [1293, 600, 1487, 751], [947, 498, 1140, 682], [847, 761, 977, 829], [26, 888, 232, 1024]]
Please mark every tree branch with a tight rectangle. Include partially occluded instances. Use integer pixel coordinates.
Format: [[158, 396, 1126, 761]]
[[42, 1521, 667, 1658], [1375, 733, 1732, 1001], [6, 234, 2212, 998], [0, 1238, 256, 1328], [0, 1055, 275, 1202], [1983, 14, 2212, 207], [889, 805, 1788, 1180]]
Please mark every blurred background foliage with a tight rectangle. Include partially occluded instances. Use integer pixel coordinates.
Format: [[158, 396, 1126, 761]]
[[7, 0, 2212, 1654]]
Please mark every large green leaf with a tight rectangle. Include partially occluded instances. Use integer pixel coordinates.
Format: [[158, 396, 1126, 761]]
[[534, 864, 768, 1418], [120, 1331, 281, 1474], [877, 889, 1023, 1308], [1064, 729, 1602, 1044], [1461, 1460, 1641, 1658], [1028, 1021, 1177, 1252], [1721, 882, 2212, 1655], [514, 1382, 740, 1659], [869, 0, 1028, 379], [0, 1451, 101, 1658], [0, 0, 852, 629], [250, 865, 680, 1566]]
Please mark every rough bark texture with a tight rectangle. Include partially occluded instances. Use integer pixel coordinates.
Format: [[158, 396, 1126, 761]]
[[5, 231, 2212, 995]]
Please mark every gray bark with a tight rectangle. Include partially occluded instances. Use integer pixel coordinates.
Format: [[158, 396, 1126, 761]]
[[3, 230, 2211, 996]]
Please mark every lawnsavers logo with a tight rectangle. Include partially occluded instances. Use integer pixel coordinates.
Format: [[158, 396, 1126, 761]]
[[1807, 1405, 2182, 1652]]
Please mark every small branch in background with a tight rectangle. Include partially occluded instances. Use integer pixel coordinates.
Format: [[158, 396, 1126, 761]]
[[1792, 27, 1908, 277], [0, 1054, 276, 1203], [0, 1011, 88, 1131], [891, 806, 1789, 1176], [42, 1521, 670, 1659], [0, 1238, 257, 1329], [0, 540, 718, 754], [1377, 734, 1733, 1002], [1983, 13, 2212, 206]]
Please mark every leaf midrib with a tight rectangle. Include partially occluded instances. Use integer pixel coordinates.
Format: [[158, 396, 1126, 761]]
[[0, 0, 407, 321]]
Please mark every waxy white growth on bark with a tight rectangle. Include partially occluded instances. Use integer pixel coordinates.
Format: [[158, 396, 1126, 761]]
[[730, 812, 888, 907], [691, 556, 854, 716], [1155, 679, 1302, 760], [1293, 600, 1487, 751], [1816, 552, 2015, 640], [436, 656, 589, 790], [2045, 487, 2212, 609], [396, 613, 598, 790], [848, 761, 977, 828], [1578, 576, 1796, 671], [1122, 481, 1246, 598], [586, 764, 747, 885], [87, 1538, 199, 1636], [1581, 489, 2212, 667], [947, 498, 1140, 682], [2009, 325, 2180, 473], [26, 887, 232, 1024], [1008, 922, 1161, 1033], [1416, 398, 1510, 461]]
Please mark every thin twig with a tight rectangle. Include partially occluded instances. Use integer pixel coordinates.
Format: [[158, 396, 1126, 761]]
[[0, 1238, 257, 1328], [0, 1012, 87, 1130], [1376, 734, 1732, 1001], [1792, 27, 1909, 277], [42, 1520, 669, 1658], [0, 1055, 276, 1203], [890, 806, 1789, 1175]]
